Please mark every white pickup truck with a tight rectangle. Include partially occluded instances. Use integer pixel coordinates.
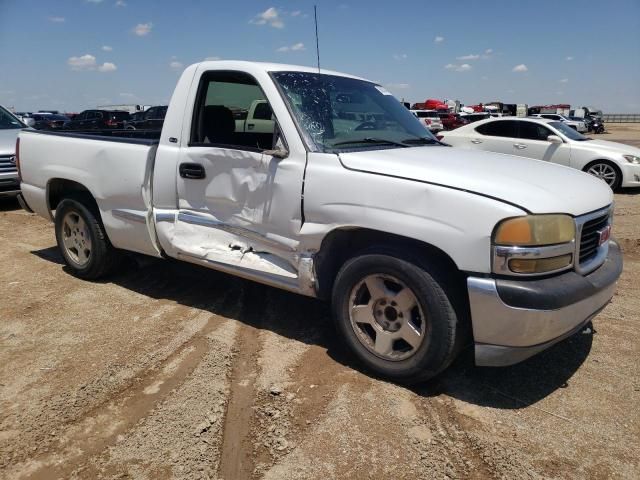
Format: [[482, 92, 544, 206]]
[[17, 61, 622, 383], [234, 99, 274, 134]]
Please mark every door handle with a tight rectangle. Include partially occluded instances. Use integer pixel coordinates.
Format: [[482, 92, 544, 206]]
[[471, 139, 482, 144], [513, 143, 527, 149], [247, 123, 255, 130], [179, 163, 206, 179]]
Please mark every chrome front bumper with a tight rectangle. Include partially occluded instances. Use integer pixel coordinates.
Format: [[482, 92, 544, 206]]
[[468, 240, 623, 367]]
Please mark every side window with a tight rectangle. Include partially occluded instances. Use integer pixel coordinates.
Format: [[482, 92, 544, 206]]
[[95, 111, 103, 119], [475, 120, 518, 138], [190, 71, 276, 151], [158, 107, 167, 119], [145, 107, 157, 119], [519, 121, 553, 141], [253, 102, 273, 120]]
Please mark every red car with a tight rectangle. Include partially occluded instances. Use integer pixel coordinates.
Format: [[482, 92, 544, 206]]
[[438, 113, 468, 130]]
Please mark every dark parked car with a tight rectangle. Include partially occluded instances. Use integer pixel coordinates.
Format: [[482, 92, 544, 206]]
[[459, 112, 490, 124], [438, 112, 468, 130], [128, 111, 146, 122], [30, 113, 69, 130], [124, 106, 167, 130], [63, 110, 130, 131]]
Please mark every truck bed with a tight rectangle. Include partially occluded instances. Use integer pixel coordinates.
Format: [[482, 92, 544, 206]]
[[19, 128, 161, 258], [23, 128, 161, 144]]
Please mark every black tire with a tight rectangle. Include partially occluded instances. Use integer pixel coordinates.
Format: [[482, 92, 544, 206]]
[[584, 160, 622, 191], [331, 252, 460, 384], [54, 197, 121, 279]]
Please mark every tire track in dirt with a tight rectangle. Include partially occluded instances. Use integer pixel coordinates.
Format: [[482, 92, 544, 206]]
[[218, 284, 264, 480], [7, 305, 231, 480]]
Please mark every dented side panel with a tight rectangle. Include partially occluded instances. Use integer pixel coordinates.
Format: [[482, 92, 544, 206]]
[[150, 66, 313, 294]]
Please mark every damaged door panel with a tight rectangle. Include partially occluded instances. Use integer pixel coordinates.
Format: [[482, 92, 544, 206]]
[[171, 70, 309, 290]]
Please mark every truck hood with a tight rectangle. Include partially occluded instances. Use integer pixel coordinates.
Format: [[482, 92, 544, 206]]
[[577, 139, 640, 156], [0, 128, 22, 156], [338, 146, 613, 216]]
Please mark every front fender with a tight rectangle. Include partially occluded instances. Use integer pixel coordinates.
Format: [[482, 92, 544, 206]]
[[301, 153, 526, 273]]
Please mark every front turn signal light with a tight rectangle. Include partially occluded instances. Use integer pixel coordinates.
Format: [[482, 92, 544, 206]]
[[509, 254, 573, 274]]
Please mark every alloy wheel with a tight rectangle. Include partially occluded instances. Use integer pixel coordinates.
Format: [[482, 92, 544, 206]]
[[587, 163, 617, 187], [348, 274, 427, 361], [61, 211, 92, 266]]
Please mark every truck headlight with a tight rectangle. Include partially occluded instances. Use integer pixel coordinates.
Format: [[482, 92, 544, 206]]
[[493, 215, 576, 275], [623, 154, 640, 164], [494, 215, 575, 246]]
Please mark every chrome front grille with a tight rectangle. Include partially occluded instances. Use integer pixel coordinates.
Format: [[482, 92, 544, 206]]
[[579, 214, 609, 264], [0, 155, 17, 174], [575, 207, 612, 275]]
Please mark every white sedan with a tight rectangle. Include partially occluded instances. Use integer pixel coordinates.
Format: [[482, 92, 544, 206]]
[[441, 117, 640, 189], [530, 113, 588, 132]]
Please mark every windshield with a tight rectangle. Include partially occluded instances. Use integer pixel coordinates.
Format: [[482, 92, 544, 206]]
[[550, 121, 590, 141], [0, 106, 26, 129], [272, 72, 436, 152]]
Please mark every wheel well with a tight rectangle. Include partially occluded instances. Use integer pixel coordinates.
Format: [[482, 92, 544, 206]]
[[48, 179, 100, 217], [314, 228, 463, 301]]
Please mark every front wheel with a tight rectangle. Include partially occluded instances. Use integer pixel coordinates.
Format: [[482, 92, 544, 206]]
[[332, 253, 460, 384], [54, 198, 121, 279], [585, 161, 621, 190]]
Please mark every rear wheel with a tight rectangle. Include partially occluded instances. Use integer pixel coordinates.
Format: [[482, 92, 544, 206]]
[[585, 161, 621, 190], [54, 198, 121, 279], [332, 252, 460, 384]]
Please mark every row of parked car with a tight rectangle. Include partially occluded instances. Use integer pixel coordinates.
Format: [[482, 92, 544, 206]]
[[411, 109, 605, 135], [17, 106, 168, 132]]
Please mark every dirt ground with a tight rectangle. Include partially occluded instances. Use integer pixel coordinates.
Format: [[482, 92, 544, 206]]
[[1, 124, 639, 480]]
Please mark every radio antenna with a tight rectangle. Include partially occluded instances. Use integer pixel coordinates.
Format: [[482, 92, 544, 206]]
[[314, 5, 321, 73]]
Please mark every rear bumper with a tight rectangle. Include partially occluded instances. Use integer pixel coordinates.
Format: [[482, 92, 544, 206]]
[[468, 240, 623, 367]]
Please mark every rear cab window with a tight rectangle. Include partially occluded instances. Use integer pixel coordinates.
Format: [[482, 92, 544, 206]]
[[253, 102, 273, 120]]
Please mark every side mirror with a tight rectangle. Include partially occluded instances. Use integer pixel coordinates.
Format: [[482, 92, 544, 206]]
[[547, 135, 563, 144], [266, 120, 289, 158], [263, 148, 289, 159]]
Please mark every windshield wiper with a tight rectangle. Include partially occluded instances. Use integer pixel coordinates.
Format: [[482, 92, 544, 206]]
[[401, 137, 441, 145], [332, 137, 409, 148]]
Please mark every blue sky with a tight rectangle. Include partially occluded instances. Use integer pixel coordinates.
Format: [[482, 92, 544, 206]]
[[1, 0, 639, 113]]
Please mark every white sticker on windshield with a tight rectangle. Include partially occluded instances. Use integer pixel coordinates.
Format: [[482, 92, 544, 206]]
[[375, 86, 393, 95]]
